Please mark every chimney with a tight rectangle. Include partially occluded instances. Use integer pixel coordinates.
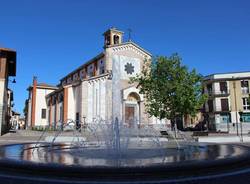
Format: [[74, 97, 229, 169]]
[[31, 76, 37, 127]]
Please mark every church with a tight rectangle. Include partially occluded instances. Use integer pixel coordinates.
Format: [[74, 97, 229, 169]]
[[26, 28, 166, 129]]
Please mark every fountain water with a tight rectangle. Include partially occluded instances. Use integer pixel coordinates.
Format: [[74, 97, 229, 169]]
[[1, 118, 250, 183], [112, 117, 121, 156]]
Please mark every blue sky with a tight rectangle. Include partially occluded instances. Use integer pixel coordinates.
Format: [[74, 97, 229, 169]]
[[0, 0, 250, 114]]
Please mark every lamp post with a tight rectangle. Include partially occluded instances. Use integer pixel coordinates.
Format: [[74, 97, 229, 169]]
[[82, 116, 86, 132], [227, 117, 230, 133], [233, 79, 239, 136], [9, 78, 16, 84], [239, 111, 243, 142]]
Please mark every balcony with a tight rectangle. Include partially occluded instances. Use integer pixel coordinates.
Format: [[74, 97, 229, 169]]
[[206, 90, 230, 97], [241, 88, 249, 95], [214, 107, 231, 113]]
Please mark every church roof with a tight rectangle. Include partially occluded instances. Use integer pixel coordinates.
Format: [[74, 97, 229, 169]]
[[103, 27, 124, 35], [59, 29, 151, 84], [59, 52, 105, 82], [105, 41, 152, 57]]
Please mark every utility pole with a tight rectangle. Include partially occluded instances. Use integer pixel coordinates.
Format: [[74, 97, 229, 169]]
[[233, 79, 239, 136]]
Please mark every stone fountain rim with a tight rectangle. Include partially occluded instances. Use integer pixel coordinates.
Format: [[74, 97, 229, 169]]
[[0, 143, 250, 182]]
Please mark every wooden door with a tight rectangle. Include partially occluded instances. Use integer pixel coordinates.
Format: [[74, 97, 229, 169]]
[[125, 106, 135, 127]]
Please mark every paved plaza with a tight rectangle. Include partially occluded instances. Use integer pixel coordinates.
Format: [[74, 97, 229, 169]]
[[1, 130, 250, 147], [0, 130, 43, 145]]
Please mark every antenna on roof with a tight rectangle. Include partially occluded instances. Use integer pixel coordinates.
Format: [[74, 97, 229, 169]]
[[128, 28, 132, 41]]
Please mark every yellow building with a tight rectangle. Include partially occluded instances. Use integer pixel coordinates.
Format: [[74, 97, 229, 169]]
[[203, 72, 250, 133]]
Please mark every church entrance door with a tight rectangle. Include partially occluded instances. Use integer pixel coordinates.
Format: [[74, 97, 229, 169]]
[[125, 106, 135, 127]]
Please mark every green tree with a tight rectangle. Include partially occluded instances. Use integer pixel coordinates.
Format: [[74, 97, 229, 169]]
[[130, 54, 207, 126]]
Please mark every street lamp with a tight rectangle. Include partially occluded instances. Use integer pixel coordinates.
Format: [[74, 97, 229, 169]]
[[9, 78, 16, 83], [82, 116, 87, 131], [232, 79, 239, 136], [239, 110, 243, 142]]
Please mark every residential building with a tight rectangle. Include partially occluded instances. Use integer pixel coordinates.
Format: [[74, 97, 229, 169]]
[[10, 111, 20, 129], [203, 71, 250, 133], [18, 117, 25, 129], [9, 110, 26, 130], [26, 79, 58, 128], [26, 27, 167, 129], [0, 48, 16, 135], [7, 89, 14, 126]]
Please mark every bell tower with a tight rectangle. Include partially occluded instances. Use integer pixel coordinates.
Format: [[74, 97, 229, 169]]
[[103, 27, 124, 48]]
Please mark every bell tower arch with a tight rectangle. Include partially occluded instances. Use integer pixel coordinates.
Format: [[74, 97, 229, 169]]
[[103, 27, 124, 48]]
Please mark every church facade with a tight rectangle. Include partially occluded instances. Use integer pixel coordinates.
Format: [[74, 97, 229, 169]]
[[26, 28, 166, 128]]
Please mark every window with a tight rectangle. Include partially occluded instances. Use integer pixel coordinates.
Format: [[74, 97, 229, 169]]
[[100, 66, 105, 74], [241, 80, 249, 94], [62, 80, 66, 86], [105, 35, 110, 45], [59, 94, 63, 102], [219, 82, 228, 94], [52, 96, 57, 105], [73, 73, 78, 81], [80, 70, 84, 79], [221, 99, 229, 111], [41, 109, 46, 119], [220, 113, 231, 123], [207, 84, 212, 95], [240, 113, 250, 122], [208, 100, 214, 112], [88, 65, 94, 77], [113, 35, 120, 44], [99, 60, 105, 74], [59, 106, 63, 121], [100, 65, 105, 74], [242, 98, 250, 110], [67, 76, 72, 84]]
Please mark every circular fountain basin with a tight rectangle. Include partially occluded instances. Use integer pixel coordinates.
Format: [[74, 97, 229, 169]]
[[0, 143, 250, 183]]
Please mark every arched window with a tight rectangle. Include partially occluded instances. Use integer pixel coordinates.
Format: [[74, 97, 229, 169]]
[[106, 35, 111, 45], [127, 92, 140, 102], [113, 35, 120, 44]]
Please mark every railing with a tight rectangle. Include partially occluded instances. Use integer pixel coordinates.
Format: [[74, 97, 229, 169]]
[[241, 88, 249, 94], [214, 106, 231, 112], [206, 90, 230, 96]]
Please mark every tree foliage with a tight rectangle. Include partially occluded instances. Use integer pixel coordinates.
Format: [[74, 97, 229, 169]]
[[130, 54, 207, 121]]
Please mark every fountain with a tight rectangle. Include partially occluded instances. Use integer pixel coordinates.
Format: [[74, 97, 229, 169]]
[[1, 118, 250, 184]]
